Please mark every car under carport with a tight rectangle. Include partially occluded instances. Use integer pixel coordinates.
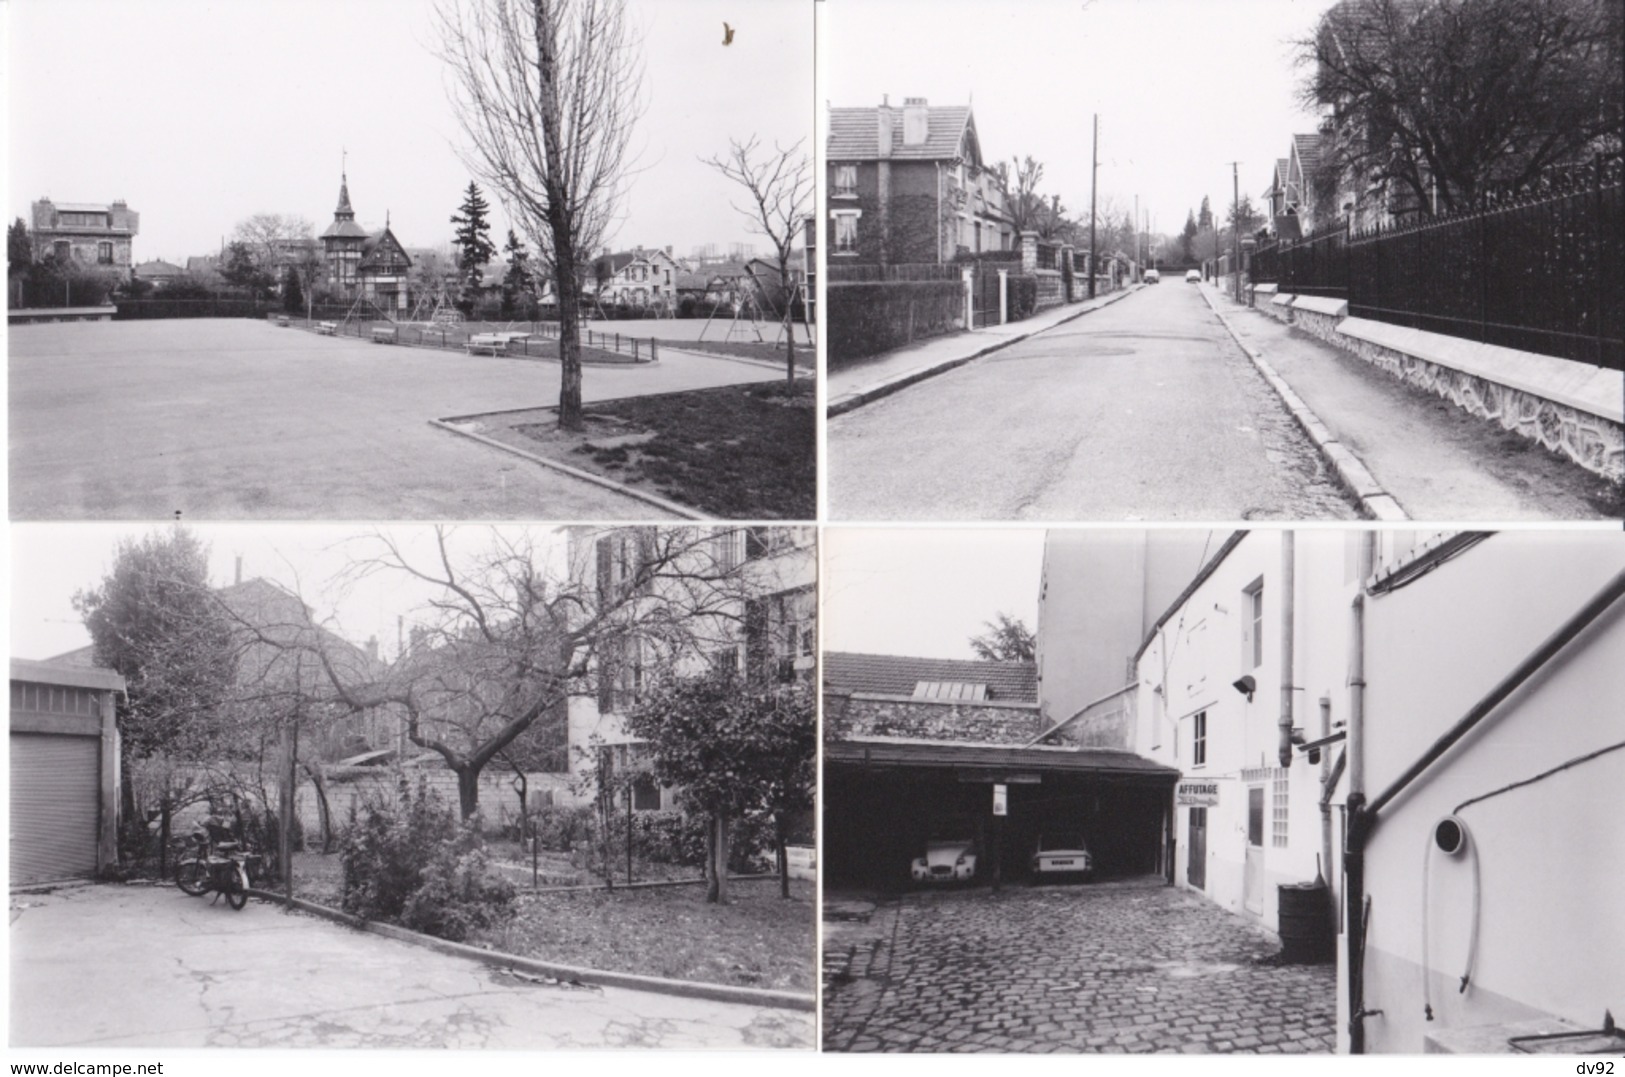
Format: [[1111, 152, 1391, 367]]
[[824, 740, 1180, 890]]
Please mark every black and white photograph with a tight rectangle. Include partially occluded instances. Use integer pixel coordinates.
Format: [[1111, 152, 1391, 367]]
[[8, 0, 815, 521], [820, 526, 1625, 1054], [823, 0, 1623, 522], [9, 523, 816, 1049]]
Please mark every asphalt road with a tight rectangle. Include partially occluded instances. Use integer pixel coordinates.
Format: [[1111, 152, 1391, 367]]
[[828, 284, 1357, 521], [8, 318, 783, 519], [9, 883, 812, 1049]]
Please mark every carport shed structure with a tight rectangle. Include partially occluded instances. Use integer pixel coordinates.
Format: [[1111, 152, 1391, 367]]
[[9, 659, 124, 886], [822, 652, 1179, 890]]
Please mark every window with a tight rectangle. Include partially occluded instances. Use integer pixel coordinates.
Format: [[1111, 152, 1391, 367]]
[[833, 165, 857, 197], [1248, 787, 1265, 847], [832, 210, 860, 254], [1272, 769, 1290, 848], [632, 774, 661, 811], [1245, 579, 1264, 669], [913, 681, 988, 702], [1192, 710, 1207, 767], [97, 242, 113, 265]]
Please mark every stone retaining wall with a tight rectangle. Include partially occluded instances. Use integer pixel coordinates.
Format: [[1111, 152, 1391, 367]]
[[1335, 329, 1623, 482]]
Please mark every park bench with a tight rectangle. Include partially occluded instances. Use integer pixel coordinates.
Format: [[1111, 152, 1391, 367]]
[[466, 331, 529, 356], [316, 321, 337, 337], [371, 325, 398, 344]]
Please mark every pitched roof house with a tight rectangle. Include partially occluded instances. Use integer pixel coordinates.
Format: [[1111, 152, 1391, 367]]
[[826, 96, 1011, 265]]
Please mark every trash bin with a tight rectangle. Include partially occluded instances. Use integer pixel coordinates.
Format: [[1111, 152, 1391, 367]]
[[1277, 880, 1333, 963]]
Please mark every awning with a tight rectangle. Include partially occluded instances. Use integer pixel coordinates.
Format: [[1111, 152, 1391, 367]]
[[825, 739, 1179, 782]]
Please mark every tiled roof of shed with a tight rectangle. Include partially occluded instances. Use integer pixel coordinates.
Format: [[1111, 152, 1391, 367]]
[[823, 651, 1037, 703], [828, 105, 972, 161]]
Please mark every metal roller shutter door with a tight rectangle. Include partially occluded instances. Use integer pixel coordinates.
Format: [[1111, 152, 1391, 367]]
[[10, 732, 101, 885]]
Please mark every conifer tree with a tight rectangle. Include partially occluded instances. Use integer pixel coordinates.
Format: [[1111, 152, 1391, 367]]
[[449, 181, 496, 295]]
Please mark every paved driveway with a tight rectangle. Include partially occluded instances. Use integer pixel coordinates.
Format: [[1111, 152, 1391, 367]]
[[10, 883, 811, 1049], [823, 879, 1336, 1053], [9, 319, 782, 519]]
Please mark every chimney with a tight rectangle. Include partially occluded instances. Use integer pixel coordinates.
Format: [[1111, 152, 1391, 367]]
[[877, 94, 894, 158], [665, 245, 673, 257], [234, 556, 242, 585], [902, 97, 930, 147], [366, 636, 379, 662]]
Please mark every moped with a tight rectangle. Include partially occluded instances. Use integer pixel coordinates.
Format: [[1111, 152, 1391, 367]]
[[176, 820, 260, 911]]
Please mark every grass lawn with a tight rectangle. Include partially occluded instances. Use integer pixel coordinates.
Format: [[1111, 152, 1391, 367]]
[[480, 879, 815, 992], [508, 380, 815, 518], [664, 339, 815, 368]]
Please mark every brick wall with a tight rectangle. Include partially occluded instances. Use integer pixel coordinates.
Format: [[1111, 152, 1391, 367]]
[[825, 692, 1044, 745]]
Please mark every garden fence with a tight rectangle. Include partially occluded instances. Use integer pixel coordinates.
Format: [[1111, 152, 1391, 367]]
[[1251, 157, 1623, 370]]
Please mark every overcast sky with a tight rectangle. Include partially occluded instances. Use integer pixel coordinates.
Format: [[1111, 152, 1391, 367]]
[[826, 0, 1341, 236], [822, 528, 1047, 661], [8, 524, 569, 664], [9, 0, 812, 264]]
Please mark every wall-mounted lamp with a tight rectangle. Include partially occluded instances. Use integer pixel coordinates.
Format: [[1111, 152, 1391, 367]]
[[1232, 674, 1257, 702]]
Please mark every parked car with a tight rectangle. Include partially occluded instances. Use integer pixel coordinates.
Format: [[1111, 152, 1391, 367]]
[[1144, 269, 1160, 284], [1031, 832, 1093, 880], [911, 835, 977, 884], [1186, 269, 1201, 283]]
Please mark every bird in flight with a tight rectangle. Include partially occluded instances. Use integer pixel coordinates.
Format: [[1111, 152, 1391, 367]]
[[722, 21, 735, 45]]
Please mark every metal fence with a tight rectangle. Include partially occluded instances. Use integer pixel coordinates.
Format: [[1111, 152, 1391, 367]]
[[1252, 158, 1623, 370]]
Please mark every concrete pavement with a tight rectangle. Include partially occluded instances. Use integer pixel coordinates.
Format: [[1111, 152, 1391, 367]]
[[8, 318, 786, 519], [1200, 285, 1620, 520], [828, 286, 1141, 415], [9, 883, 813, 1049], [827, 282, 1358, 520], [823, 879, 1336, 1054]]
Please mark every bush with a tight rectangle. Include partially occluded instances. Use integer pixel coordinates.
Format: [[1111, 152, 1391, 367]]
[[827, 279, 964, 366], [401, 841, 516, 942], [339, 790, 458, 922], [1008, 274, 1039, 321], [529, 803, 598, 852]]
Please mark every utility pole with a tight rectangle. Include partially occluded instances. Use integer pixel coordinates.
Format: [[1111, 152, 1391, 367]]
[[1229, 161, 1243, 302], [1134, 193, 1139, 282], [1089, 113, 1099, 300]]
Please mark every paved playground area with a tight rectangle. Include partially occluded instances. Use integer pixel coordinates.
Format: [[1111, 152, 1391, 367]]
[[9, 318, 786, 519]]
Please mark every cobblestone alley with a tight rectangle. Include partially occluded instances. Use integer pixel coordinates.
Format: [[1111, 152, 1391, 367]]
[[823, 878, 1337, 1053]]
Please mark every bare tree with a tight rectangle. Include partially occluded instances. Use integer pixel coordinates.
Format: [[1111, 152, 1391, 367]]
[[1301, 0, 1623, 215], [233, 213, 317, 299], [998, 155, 1049, 234], [703, 136, 812, 389], [437, 0, 645, 430], [278, 527, 762, 820]]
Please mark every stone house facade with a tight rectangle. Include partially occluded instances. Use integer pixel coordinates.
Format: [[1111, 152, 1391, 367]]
[[28, 198, 139, 277]]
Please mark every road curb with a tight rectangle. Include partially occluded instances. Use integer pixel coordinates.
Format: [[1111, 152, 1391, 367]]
[[427, 417, 710, 520], [249, 889, 816, 1013], [827, 287, 1139, 418], [1198, 287, 1410, 522]]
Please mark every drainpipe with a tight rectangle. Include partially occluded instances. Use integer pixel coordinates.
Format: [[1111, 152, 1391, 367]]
[[1318, 695, 1333, 889], [1277, 532, 1297, 768], [1345, 534, 1375, 1054]]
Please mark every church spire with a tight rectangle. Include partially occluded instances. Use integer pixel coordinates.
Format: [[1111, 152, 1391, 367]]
[[335, 171, 355, 220]]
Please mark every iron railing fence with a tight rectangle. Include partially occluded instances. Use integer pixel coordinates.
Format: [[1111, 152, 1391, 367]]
[[1252, 157, 1623, 370]]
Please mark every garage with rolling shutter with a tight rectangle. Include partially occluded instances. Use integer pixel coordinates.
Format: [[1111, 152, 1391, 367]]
[[9, 659, 124, 887]]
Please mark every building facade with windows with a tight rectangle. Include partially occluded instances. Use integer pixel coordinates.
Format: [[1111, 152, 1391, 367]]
[[28, 198, 140, 277], [826, 96, 1011, 265], [320, 172, 414, 313], [564, 526, 816, 812], [591, 246, 684, 309], [1128, 529, 1625, 1052]]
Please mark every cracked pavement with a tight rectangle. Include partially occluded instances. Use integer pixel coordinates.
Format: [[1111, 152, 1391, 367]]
[[9, 883, 811, 1049], [823, 878, 1336, 1053]]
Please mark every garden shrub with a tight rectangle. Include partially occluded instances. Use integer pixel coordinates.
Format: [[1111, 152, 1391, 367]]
[[1008, 275, 1039, 321], [400, 841, 517, 942], [827, 280, 964, 366], [338, 790, 458, 923]]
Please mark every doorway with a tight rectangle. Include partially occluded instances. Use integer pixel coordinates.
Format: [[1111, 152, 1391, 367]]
[[1244, 785, 1265, 915], [1187, 806, 1206, 890]]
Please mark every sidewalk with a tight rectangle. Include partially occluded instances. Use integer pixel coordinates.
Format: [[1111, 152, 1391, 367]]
[[828, 286, 1142, 416], [1199, 284, 1620, 520]]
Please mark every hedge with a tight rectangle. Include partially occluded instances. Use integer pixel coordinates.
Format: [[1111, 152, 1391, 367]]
[[1009, 275, 1039, 321], [828, 279, 964, 367]]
